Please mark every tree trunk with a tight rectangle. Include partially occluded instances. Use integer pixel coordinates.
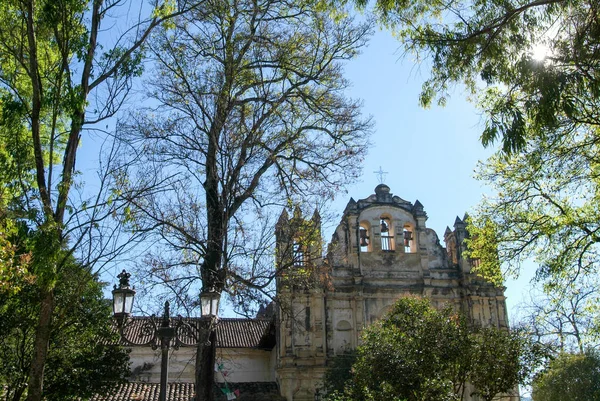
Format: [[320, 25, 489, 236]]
[[10, 385, 26, 401], [196, 326, 217, 401], [25, 289, 55, 401]]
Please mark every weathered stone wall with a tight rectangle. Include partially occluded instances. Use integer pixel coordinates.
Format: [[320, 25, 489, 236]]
[[276, 184, 512, 401]]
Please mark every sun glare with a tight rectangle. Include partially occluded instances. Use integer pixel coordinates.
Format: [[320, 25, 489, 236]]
[[531, 43, 550, 62]]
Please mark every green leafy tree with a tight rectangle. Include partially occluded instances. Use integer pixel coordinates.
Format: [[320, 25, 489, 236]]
[[0, 92, 35, 293], [469, 327, 541, 401], [0, 255, 129, 401], [532, 351, 600, 401], [0, 208, 31, 294], [324, 297, 541, 401], [345, 0, 599, 155], [466, 133, 600, 377], [467, 130, 600, 286], [0, 0, 204, 399], [323, 351, 357, 395], [463, 216, 502, 286], [343, 297, 469, 401]]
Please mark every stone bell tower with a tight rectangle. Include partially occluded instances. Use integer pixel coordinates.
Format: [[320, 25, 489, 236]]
[[275, 207, 328, 401]]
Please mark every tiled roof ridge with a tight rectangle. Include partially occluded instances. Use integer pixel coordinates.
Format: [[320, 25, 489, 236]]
[[91, 381, 284, 401], [127, 316, 272, 320], [112, 317, 275, 349]]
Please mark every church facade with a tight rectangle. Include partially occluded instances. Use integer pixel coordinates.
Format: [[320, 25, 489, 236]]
[[109, 184, 511, 401], [275, 184, 510, 400]]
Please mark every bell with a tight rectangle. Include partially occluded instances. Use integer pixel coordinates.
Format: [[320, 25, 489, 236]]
[[360, 229, 369, 247], [380, 219, 389, 233], [404, 230, 413, 246]]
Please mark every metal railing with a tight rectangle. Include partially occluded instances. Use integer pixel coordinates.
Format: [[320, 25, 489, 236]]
[[381, 235, 394, 251]]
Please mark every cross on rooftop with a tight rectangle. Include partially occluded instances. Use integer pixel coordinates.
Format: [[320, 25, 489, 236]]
[[374, 166, 388, 184]]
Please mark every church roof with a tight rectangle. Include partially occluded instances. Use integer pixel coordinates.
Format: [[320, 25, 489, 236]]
[[343, 184, 416, 215], [92, 382, 194, 401], [91, 382, 284, 401], [115, 318, 275, 349], [218, 318, 275, 349]]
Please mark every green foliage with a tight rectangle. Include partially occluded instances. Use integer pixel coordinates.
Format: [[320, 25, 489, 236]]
[[0, 94, 35, 294], [0, 217, 33, 295], [532, 351, 600, 401], [355, 0, 599, 155], [323, 351, 357, 394], [469, 327, 542, 401], [464, 217, 502, 286], [0, 261, 130, 401], [469, 127, 600, 284], [349, 298, 467, 401], [324, 297, 542, 401], [0, 0, 189, 396], [467, 119, 600, 368]]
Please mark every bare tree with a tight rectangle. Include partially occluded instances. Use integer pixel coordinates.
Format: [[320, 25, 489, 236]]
[[517, 275, 600, 353], [116, 1, 373, 399]]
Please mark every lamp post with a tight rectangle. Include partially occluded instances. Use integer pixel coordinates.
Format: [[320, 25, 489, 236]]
[[196, 286, 220, 401], [112, 270, 200, 401]]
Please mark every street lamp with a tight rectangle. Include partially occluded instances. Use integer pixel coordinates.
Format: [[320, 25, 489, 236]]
[[112, 270, 135, 323], [200, 286, 220, 318], [112, 270, 200, 401]]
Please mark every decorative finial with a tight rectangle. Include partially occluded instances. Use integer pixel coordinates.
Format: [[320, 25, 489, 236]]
[[164, 301, 170, 318], [116, 269, 131, 288], [374, 166, 388, 184]]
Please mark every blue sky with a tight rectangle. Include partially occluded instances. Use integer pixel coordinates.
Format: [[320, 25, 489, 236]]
[[334, 27, 534, 320], [86, 21, 535, 320]]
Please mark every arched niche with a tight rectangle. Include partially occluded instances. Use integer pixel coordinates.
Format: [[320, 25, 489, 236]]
[[359, 221, 371, 253], [402, 223, 415, 253], [335, 320, 353, 352], [379, 213, 394, 251], [336, 320, 352, 331]]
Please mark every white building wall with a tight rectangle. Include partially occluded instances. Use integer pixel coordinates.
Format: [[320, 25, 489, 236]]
[[216, 348, 276, 383], [128, 346, 275, 384]]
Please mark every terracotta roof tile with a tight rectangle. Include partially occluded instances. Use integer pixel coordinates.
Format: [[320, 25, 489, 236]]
[[92, 382, 284, 401], [113, 318, 274, 349], [216, 318, 272, 348], [91, 382, 194, 401]]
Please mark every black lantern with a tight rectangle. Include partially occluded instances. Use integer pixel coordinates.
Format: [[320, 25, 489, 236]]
[[112, 269, 136, 322], [200, 286, 220, 318]]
